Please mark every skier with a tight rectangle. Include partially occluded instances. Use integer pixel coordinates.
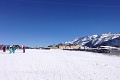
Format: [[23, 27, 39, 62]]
[[2, 46, 6, 52], [12, 45, 16, 53], [22, 45, 26, 53], [9, 46, 13, 53]]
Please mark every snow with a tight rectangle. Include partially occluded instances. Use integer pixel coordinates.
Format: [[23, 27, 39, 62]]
[[0, 49, 120, 80]]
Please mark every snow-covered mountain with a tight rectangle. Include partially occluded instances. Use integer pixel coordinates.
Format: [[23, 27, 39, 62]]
[[58, 32, 120, 47]]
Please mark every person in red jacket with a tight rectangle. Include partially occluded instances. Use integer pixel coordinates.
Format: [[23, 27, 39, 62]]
[[2, 46, 6, 52], [22, 45, 26, 53]]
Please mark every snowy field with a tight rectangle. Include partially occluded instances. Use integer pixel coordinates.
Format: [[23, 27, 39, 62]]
[[0, 49, 120, 80]]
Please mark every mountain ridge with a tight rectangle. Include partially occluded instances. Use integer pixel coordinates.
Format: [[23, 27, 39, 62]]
[[57, 32, 120, 47]]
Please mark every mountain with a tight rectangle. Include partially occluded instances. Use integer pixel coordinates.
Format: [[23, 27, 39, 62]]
[[57, 32, 120, 47]]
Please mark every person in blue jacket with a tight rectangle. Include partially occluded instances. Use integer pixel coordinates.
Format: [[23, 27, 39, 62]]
[[12, 45, 16, 53]]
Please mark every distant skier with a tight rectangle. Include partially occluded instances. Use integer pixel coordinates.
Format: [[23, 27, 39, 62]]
[[22, 45, 26, 53], [12, 45, 16, 53], [2, 46, 6, 52], [9, 46, 13, 53]]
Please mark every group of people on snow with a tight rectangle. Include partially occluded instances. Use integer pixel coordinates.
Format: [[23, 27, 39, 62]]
[[1, 45, 26, 53]]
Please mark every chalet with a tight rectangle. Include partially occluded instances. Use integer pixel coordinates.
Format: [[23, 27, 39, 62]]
[[57, 46, 83, 49]]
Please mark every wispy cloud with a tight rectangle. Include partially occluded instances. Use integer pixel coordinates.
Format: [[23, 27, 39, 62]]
[[17, 0, 120, 8]]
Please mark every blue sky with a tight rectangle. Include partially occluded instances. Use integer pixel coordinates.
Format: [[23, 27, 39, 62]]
[[0, 0, 120, 47]]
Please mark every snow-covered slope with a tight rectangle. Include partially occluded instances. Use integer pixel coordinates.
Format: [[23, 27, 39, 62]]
[[58, 32, 120, 47], [0, 49, 120, 80], [97, 36, 120, 47]]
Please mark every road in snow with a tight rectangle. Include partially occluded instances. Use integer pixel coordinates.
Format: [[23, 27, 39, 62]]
[[0, 49, 120, 80]]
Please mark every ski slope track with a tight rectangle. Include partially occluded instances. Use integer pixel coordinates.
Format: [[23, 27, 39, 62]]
[[0, 49, 120, 80]]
